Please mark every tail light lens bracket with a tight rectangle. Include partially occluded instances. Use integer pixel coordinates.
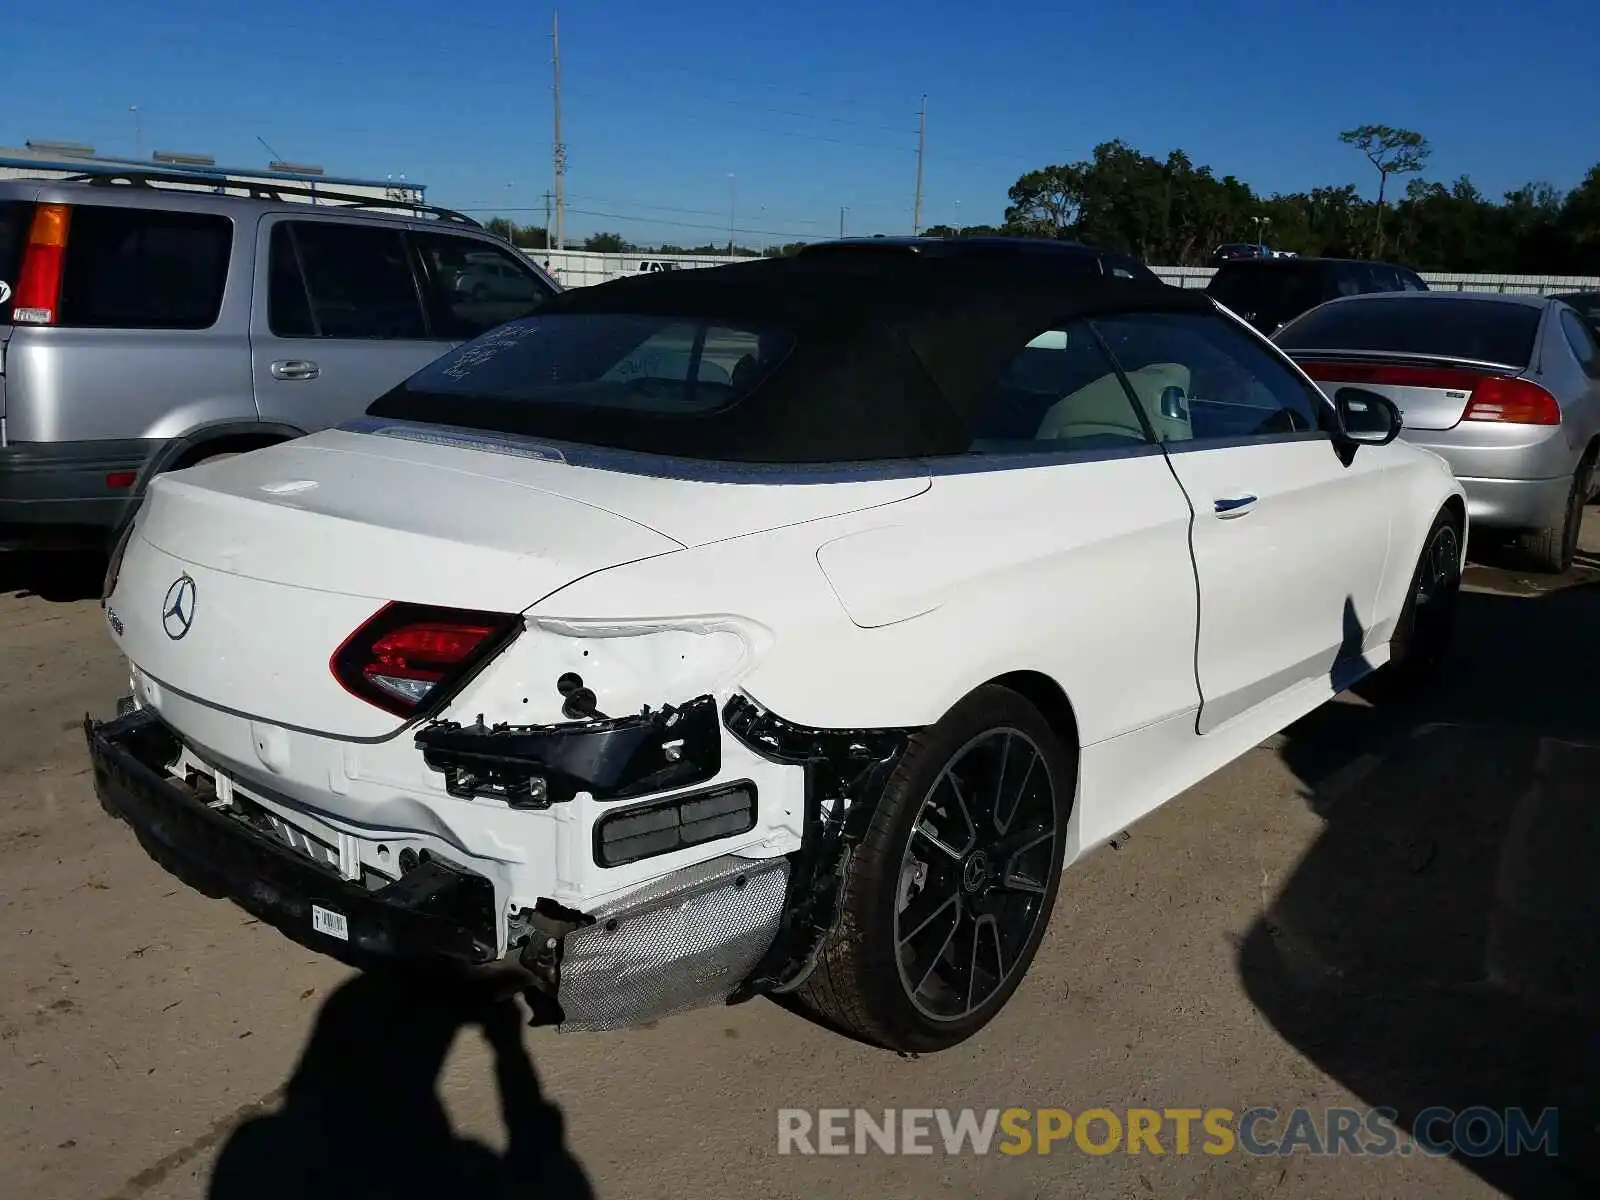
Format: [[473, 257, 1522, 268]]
[[413, 694, 722, 810]]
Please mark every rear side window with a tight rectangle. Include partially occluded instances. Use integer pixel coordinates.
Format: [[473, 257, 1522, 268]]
[[1206, 264, 1326, 323], [270, 221, 426, 340], [0, 200, 29, 324], [412, 233, 555, 338], [57, 206, 231, 330], [1335, 262, 1377, 296], [1276, 297, 1543, 367], [1561, 309, 1600, 379], [921, 242, 1102, 275], [1399, 268, 1428, 292], [1556, 292, 1600, 323], [1369, 265, 1403, 291], [969, 322, 1152, 453], [1102, 253, 1158, 283], [1094, 310, 1322, 442]]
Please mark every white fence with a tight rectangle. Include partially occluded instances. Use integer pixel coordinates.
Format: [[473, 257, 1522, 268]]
[[1152, 266, 1600, 294], [527, 248, 1600, 296]]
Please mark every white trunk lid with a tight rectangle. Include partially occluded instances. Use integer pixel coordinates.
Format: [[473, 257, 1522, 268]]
[[107, 427, 927, 739]]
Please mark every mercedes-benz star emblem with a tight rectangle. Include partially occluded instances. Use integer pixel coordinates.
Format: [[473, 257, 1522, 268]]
[[162, 575, 197, 641]]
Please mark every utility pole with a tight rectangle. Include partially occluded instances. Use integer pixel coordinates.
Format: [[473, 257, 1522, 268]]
[[912, 94, 926, 235], [543, 190, 553, 246], [551, 11, 567, 251], [130, 105, 143, 160], [727, 173, 736, 256], [839, 206, 847, 238]]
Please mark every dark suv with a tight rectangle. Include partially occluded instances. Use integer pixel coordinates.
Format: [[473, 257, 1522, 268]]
[[799, 236, 1164, 285], [1206, 257, 1427, 335]]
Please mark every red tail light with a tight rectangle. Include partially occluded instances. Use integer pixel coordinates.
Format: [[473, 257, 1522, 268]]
[[12, 204, 71, 325], [330, 602, 522, 717], [1462, 377, 1561, 426]]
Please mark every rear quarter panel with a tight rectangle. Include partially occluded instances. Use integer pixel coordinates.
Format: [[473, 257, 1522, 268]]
[[1371, 441, 1468, 627], [528, 454, 1202, 748]]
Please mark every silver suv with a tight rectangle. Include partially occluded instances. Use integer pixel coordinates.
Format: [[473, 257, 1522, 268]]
[[0, 171, 559, 550]]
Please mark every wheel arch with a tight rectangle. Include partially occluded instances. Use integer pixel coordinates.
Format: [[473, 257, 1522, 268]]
[[1441, 492, 1467, 540], [111, 420, 308, 532], [157, 420, 307, 473], [983, 669, 1081, 764]]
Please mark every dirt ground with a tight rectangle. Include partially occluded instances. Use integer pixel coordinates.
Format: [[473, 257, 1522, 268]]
[[1, 515, 1596, 1200]]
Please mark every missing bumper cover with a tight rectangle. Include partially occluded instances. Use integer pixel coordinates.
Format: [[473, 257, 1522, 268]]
[[415, 694, 720, 808], [721, 694, 917, 998]]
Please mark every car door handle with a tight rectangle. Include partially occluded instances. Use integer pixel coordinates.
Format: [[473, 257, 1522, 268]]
[[1213, 495, 1258, 518], [270, 359, 320, 381]]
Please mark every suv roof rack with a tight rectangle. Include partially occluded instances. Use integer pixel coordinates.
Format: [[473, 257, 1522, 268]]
[[56, 167, 482, 228]]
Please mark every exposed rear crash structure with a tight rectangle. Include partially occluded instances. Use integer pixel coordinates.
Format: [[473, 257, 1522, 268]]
[[87, 689, 915, 1030]]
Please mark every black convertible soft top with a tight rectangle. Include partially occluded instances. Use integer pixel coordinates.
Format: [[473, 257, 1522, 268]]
[[369, 253, 1218, 464]]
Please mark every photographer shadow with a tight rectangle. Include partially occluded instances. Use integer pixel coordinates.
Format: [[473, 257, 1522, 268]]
[[208, 971, 593, 1200]]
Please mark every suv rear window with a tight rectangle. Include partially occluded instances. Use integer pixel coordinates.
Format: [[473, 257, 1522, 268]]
[[919, 241, 1103, 275], [1206, 262, 1328, 323], [1275, 297, 1543, 367], [0, 201, 29, 324], [374, 313, 792, 419], [59, 206, 232, 329]]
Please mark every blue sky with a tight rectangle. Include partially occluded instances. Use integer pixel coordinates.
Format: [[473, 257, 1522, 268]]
[[7, 0, 1598, 247]]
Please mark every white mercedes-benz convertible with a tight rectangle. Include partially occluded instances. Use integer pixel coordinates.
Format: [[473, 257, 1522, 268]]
[[88, 250, 1465, 1052]]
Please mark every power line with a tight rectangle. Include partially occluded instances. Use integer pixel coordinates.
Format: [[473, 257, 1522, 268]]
[[560, 93, 912, 153], [462, 196, 834, 229], [566, 206, 829, 241], [563, 84, 910, 136]]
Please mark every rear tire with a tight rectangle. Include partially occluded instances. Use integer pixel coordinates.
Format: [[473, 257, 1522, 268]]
[[1369, 508, 1463, 698], [1518, 454, 1590, 574], [790, 685, 1073, 1053]]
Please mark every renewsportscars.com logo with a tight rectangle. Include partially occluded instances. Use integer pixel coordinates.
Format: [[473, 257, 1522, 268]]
[[776, 1106, 1561, 1158]]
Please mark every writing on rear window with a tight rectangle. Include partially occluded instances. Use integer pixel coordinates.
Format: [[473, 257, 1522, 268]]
[[393, 312, 793, 417]]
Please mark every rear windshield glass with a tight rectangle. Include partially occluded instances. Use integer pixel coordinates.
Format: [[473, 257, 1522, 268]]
[[378, 313, 793, 417], [0, 201, 29, 324], [1275, 297, 1543, 366], [59, 206, 232, 330], [1206, 263, 1326, 319]]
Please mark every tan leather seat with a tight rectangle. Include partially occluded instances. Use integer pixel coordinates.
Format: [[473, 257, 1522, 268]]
[[1036, 363, 1193, 444]]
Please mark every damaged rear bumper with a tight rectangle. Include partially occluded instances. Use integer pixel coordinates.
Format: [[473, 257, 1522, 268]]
[[85, 709, 502, 967], [85, 704, 804, 1028]]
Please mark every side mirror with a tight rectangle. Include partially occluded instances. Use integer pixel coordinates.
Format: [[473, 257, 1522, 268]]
[[1334, 387, 1402, 446], [1158, 385, 1188, 421]]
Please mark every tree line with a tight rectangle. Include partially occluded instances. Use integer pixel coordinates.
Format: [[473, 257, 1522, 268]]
[[922, 126, 1600, 273], [484, 126, 1600, 273]]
